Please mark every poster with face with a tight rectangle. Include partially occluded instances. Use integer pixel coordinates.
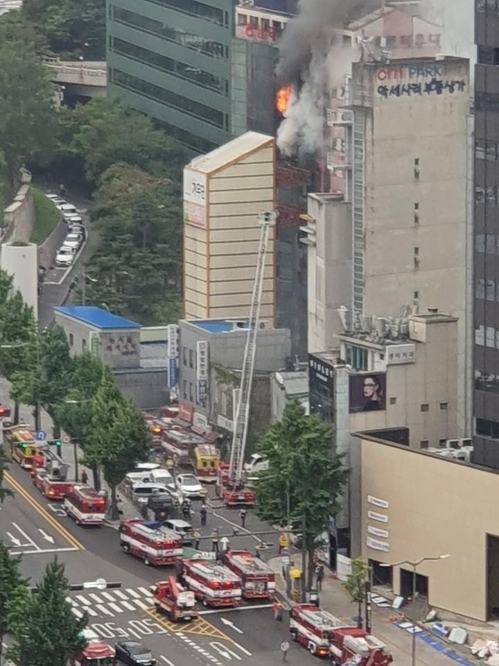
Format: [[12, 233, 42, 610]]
[[349, 373, 386, 413]]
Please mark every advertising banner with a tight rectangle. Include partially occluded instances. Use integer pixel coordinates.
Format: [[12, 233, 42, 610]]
[[349, 373, 386, 413], [183, 169, 207, 229]]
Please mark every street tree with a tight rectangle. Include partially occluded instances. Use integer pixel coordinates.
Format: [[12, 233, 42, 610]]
[[38, 326, 73, 437], [8, 558, 87, 666], [0, 29, 56, 187], [342, 557, 370, 628], [86, 371, 150, 517], [0, 541, 27, 664], [255, 400, 349, 592], [0, 446, 13, 504]]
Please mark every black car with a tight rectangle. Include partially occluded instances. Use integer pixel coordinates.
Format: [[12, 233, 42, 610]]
[[115, 641, 156, 666]]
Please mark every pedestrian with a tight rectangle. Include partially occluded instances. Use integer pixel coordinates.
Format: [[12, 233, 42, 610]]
[[200, 502, 207, 526], [194, 529, 201, 550], [182, 497, 191, 520], [239, 507, 247, 528], [316, 564, 324, 591], [278, 532, 288, 555], [220, 536, 230, 553], [280, 639, 290, 662], [81, 470, 88, 485], [273, 600, 283, 621], [211, 529, 219, 553]]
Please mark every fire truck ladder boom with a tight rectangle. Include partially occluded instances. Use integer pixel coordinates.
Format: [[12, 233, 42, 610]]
[[228, 211, 277, 485]]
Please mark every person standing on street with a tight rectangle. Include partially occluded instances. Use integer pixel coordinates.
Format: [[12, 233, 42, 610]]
[[315, 564, 324, 591], [211, 528, 219, 553], [81, 470, 88, 485], [280, 640, 290, 662], [194, 529, 201, 550], [200, 502, 207, 526], [278, 532, 288, 555], [239, 507, 247, 528], [273, 600, 283, 621]]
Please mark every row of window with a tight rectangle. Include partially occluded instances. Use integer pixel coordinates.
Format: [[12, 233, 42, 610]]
[[110, 37, 228, 95], [109, 69, 229, 130], [477, 0, 499, 12], [476, 418, 499, 439], [476, 93, 499, 113], [111, 6, 229, 60], [478, 46, 499, 66], [182, 346, 195, 369], [475, 278, 499, 300], [476, 138, 499, 160], [475, 325, 499, 348], [155, 119, 217, 154], [475, 186, 499, 204], [475, 375, 499, 393], [476, 234, 499, 253], [144, 0, 229, 28]]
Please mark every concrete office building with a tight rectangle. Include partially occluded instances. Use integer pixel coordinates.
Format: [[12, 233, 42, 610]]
[[183, 132, 275, 322], [1, 242, 38, 322], [177, 317, 291, 438], [350, 431, 499, 622], [106, 0, 236, 154], [473, 3, 499, 468], [305, 56, 471, 434]]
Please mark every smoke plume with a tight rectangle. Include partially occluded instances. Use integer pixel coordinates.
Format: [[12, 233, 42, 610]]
[[276, 0, 373, 156]]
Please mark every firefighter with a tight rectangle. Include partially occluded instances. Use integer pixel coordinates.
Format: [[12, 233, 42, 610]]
[[199, 502, 207, 526], [193, 529, 201, 550], [278, 532, 289, 555], [273, 599, 283, 621], [81, 470, 89, 485], [211, 528, 219, 553], [166, 457, 174, 472], [239, 507, 247, 528], [182, 497, 191, 519]]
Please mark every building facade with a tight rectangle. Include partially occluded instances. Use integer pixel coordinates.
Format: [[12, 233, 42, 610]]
[[1, 242, 38, 322], [106, 0, 236, 154], [473, 2, 499, 468]]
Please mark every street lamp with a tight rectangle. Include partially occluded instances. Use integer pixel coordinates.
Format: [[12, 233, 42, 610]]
[[380, 554, 450, 666]]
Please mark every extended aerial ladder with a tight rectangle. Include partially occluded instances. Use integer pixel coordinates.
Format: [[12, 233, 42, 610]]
[[220, 211, 277, 506]]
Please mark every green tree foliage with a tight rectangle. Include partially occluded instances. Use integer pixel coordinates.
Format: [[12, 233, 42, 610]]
[[0, 27, 56, 187], [57, 98, 185, 185], [0, 446, 13, 504], [38, 326, 73, 437], [82, 164, 182, 324], [342, 557, 370, 628], [255, 400, 349, 589], [21, 0, 105, 59], [8, 558, 87, 666], [0, 541, 27, 664]]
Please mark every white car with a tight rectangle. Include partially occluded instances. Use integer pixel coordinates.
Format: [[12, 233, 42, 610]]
[[65, 214, 83, 224], [176, 473, 203, 499], [60, 203, 78, 215], [244, 453, 269, 474], [46, 194, 66, 205], [63, 233, 82, 251], [55, 245, 76, 267]]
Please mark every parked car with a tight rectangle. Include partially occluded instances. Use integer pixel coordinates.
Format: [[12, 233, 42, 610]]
[[65, 213, 83, 224], [132, 462, 160, 473], [175, 473, 203, 499], [60, 203, 78, 216], [115, 641, 155, 666], [55, 245, 76, 267], [162, 518, 193, 544], [46, 194, 66, 205], [68, 223, 86, 240], [63, 233, 83, 251]]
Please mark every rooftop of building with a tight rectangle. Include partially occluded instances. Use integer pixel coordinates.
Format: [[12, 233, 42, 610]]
[[187, 131, 274, 176], [310, 351, 346, 366], [54, 306, 141, 330], [274, 370, 308, 396], [186, 319, 250, 334]]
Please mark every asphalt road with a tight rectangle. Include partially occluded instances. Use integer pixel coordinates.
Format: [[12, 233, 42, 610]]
[[0, 458, 316, 666]]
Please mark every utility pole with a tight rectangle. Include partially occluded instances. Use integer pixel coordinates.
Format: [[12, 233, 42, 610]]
[[301, 514, 307, 602]]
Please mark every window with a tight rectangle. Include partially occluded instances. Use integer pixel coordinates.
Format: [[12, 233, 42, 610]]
[[414, 291, 419, 299], [440, 402, 448, 410], [477, 418, 499, 438], [414, 158, 420, 166], [145, 0, 226, 27], [345, 345, 368, 371], [69, 333, 74, 347], [183, 380, 187, 399], [183, 347, 187, 366], [439, 439, 447, 447], [82, 339, 86, 351], [189, 350, 194, 369], [189, 383, 194, 402], [389, 397, 397, 405], [420, 440, 429, 449], [420, 403, 429, 412], [414, 247, 419, 255], [414, 203, 419, 210]]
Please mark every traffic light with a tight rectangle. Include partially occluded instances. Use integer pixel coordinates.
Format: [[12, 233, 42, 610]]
[[49, 439, 62, 455]]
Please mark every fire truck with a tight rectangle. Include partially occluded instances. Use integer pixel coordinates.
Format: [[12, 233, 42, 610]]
[[64, 486, 108, 526], [119, 519, 183, 566], [31, 445, 74, 499], [71, 629, 116, 666], [151, 576, 199, 622], [216, 462, 255, 506], [6, 427, 38, 469], [182, 559, 242, 607], [330, 628, 393, 666], [289, 604, 351, 657], [223, 550, 275, 600], [193, 444, 219, 482]]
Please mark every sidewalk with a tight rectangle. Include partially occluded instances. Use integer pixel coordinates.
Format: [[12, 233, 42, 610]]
[[268, 557, 475, 666]]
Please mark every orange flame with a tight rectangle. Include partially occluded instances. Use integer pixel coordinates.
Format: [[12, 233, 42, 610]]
[[276, 86, 291, 115]]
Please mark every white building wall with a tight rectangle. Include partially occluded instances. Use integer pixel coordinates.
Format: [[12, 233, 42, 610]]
[[1, 242, 38, 321]]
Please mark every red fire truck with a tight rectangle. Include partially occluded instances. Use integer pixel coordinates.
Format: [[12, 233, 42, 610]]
[[71, 629, 116, 666], [216, 462, 255, 506], [119, 519, 183, 566], [6, 427, 38, 469], [223, 550, 275, 600], [151, 576, 199, 622], [64, 486, 107, 526], [330, 628, 393, 666], [289, 604, 351, 657], [31, 445, 74, 499], [182, 559, 242, 608]]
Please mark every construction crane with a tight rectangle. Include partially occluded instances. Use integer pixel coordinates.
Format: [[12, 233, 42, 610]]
[[220, 211, 277, 507]]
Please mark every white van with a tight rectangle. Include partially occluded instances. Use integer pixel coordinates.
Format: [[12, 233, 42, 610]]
[[244, 453, 269, 474], [131, 482, 170, 505]]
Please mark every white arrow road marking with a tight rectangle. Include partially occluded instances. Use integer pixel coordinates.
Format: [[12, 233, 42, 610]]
[[6, 532, 22, 547], [38, 529, 55, 544], [210, 643, 242, 661], [160, 656, 176, 666], [228, 641, 252, 657], [220, 618, 244, 634], [12, 523, 39, 550]]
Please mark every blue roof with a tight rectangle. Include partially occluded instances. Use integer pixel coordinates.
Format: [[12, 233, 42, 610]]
[[54, 306, 141, 330], [192, 319, 249, 334]]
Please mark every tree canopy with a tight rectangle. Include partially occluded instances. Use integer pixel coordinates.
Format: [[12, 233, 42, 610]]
[[255, 400, 349, 589], [0, 541, 27, 664]]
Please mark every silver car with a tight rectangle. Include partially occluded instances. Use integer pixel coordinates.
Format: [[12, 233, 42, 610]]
[[63, 233, 82, 251]]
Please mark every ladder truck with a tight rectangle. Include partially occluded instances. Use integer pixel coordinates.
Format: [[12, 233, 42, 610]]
[[217, 211, 277, 507], [31, 444, 73, 499]]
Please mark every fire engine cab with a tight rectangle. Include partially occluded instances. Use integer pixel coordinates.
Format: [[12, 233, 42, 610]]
[[119, 519, 183, 566], [330, 628, 393, 666], [31, 445, 74, 499], [151, 576, 198, 622], [223, 550, 275, 599], [6, 427, 38, 469], [289, 604, 349, 657], [216, 462, 255, 506], [71, 629, 116, 666], [64, 485, 107, 526], [182, 559, 242, 607]]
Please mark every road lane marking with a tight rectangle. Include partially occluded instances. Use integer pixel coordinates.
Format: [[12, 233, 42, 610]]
[[5, 473, 83, 550], [87, 608, 98, 617], [126, 589, 140, 598], [133, 599, 150, 611], [160, 657, 176, 666], [108, 603, 124, 614], [228, 641, 252, 657], [11, 546, 79, 555], [101, 592, 116, 602], [211, 511, 263, 544], [96, 605, 114, 617], [89, 594, 104, 604], [66, 596, 78, 607], [12, 522, 39, 550], [120, 601, 136, 611], [76, 595, 92, 606], [113, 590, 128, 600], [138, 587, 152, 596], [200, 603, 272, 615], [144, 608, 236, 642], [72, 608, 84, 619]]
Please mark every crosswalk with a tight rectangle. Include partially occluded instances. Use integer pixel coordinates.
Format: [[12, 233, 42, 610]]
[[66, 586, 153, 619]]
